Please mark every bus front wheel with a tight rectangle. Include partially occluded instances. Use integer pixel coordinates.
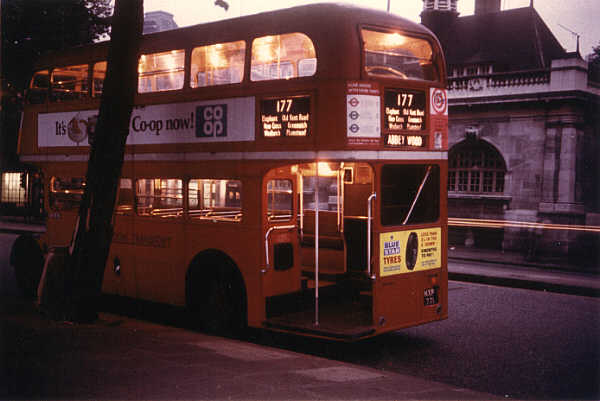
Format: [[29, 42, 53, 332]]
[[10, 235, 45, 298]]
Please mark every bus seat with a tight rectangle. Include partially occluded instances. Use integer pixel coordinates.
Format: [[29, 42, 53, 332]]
[[300, 210, 343, 249]]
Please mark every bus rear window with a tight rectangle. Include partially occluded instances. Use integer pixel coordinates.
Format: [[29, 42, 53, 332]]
[[138, 50, 185, 93], [188, 179, 242, 222], [381, 165, 439, 226], [191, 41, 245, 88], [362, 29, 439, 82], [267, 179, 293, 221], [251, 33, 316, 81], [136, 178, 183, 218], [49, 176, 85, 211], [50, 64, 89, 101]]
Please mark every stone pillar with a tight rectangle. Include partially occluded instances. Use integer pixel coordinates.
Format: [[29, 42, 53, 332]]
[[557, 124, 578, 204], [539, 116, 585, 215], [541, 120, 560, 204]]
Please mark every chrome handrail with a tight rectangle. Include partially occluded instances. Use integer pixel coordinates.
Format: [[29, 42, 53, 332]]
[[367, 193, 376, 279], [262, 224, 296, 273]]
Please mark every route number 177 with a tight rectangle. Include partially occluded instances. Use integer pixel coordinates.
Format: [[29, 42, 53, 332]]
[[397, 93, 414, 107], [277, 98, 293, 113]]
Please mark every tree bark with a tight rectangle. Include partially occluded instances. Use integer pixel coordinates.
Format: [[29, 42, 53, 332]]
[[67, 0, 143, 322]]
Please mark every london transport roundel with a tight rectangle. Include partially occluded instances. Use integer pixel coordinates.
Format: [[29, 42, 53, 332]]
[[430, 88, 448, 116]]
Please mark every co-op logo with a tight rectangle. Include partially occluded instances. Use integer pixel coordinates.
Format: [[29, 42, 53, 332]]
[[196, 104, 227, 137]]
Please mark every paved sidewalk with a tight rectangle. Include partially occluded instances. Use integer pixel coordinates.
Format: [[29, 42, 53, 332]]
[[0, 296, 495, 400], [448, 246, 600, 298]]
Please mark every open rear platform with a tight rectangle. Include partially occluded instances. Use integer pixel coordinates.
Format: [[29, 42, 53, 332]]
[[264, 279, 375, 340], [264, 302, 374, 340]]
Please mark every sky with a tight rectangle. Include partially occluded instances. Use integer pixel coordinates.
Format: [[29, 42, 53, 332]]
[[143, 0, 599, 58]]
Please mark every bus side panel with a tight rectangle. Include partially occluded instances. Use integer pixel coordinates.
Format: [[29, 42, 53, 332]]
[[103, 214, 137, 298], [132, 217, 185, 305], [373, 275, 420, 329]]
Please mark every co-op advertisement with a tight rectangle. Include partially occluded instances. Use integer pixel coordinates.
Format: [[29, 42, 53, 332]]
[[37, 97, 255, 147]]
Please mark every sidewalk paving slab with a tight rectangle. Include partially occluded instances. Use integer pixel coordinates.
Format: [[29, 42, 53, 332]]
[[1, 296, 497, 400]]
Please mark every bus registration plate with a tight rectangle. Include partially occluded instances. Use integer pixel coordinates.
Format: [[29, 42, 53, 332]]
[[424, 287, 438, 306]]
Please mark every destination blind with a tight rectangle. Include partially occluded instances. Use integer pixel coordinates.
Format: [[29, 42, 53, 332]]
[[384, 89, 427, 148], [261, 95, 311, 137]]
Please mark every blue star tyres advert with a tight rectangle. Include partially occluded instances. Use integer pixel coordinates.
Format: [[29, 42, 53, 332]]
[[379, 228, 441, 277]]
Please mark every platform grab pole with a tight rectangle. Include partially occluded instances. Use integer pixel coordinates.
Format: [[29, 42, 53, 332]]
[[314, 163, 320, 326]]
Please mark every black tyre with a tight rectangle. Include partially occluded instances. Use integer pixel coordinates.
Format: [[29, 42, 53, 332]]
[[187, 254, 247, 337], [10, 235, 45, 298]]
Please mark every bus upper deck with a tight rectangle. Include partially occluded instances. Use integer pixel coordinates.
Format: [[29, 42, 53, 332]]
[[19, 3, 447, 160]]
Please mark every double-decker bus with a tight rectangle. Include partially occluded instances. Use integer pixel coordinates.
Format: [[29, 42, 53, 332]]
[[13, 3, 448, 340]]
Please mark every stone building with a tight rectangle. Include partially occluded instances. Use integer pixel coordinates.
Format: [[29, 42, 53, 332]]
[[143, 11, 178, 34], [421, 0, 600, 265]]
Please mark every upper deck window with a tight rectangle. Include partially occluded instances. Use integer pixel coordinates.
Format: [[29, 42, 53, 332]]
[[138, 49, 185, 93], [27, 70, 49, 104], [251, 33, 316, 81], [50, 64, 89, 101], [191, 41, 245, 88], [362, 29, 439, 82]]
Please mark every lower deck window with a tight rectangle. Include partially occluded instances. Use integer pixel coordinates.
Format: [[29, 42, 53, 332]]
[[49, 176, 85, 211], [381, 164, 440, 226], [116, 178, 134, 216], [188, 179, 242, 222], [136, 178, 183, 218], [1, 173, 28, 207]]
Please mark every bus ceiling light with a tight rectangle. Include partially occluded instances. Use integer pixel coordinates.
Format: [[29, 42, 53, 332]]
[[384, 32, 406, 47], [317, 161, 336, 177]]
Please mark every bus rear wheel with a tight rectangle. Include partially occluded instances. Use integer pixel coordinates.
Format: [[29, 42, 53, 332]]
[[10, 235, 45, 298], [187, 256, 247, 337]]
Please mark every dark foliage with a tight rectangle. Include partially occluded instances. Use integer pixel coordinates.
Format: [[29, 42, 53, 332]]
[[1, 0, 112, 91]]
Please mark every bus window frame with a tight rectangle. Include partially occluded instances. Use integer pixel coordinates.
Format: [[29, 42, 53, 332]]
[[49, 64, 92, 102]]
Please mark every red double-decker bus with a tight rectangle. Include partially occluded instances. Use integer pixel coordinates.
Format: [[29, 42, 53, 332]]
[[13, 4, 448, 340]]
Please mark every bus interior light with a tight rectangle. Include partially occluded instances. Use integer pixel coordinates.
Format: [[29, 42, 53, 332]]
[[384, 32, 406, 47], [317, 162, 336, 177]]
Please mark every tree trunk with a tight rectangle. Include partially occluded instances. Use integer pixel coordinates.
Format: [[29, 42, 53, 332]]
[[66, 0, 143, 322]]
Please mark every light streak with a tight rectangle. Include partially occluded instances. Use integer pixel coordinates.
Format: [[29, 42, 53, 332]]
[[448, 218, 600, 233]]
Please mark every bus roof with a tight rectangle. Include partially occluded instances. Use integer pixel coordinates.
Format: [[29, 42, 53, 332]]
[[32, 3, 440, 72]]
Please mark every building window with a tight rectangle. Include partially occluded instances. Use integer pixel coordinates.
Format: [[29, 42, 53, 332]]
[[448, 140, 506, 194]]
